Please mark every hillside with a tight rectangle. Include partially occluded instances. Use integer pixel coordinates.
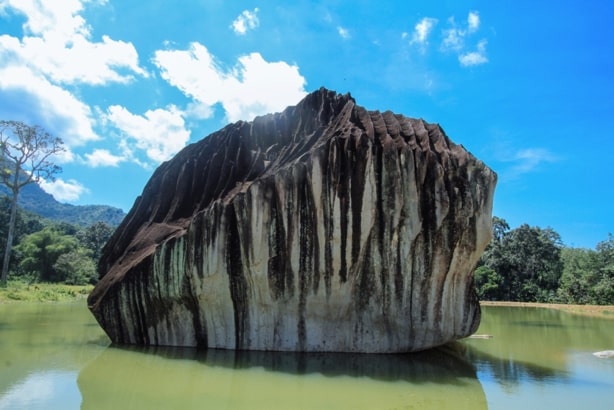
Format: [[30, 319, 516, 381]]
[[1, 182, 126, 227]]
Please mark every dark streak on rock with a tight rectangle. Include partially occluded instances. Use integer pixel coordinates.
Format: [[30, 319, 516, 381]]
[[226, 205, 249, 350], [297, 164, 314, 351], [336, 138, 349, 283], [267, 182, 288, 301]]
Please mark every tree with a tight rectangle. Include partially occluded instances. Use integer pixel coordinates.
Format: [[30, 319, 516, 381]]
[[492, 216, 510, 243], [591, 234, 614, 304], [479, 219, 563, 302], [77, 222, 115, 262], [557, 235, 614, 305], [474, 265, 505, 300], [53, 248, 97, 285], [13, 226, 79, 282], [557, 247, 595, 304], [0, 121, 64, 286]]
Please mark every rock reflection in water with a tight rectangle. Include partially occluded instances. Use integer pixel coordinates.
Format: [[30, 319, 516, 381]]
[[77, 344, 488, 410]]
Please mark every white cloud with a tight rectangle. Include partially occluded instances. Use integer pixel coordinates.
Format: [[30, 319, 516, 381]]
[[337, 26, 350, 39], [39, 177, 89, 202], [437, 12, 489, 67], [468, 11, 480, 33], [84, 148, 124, 167], [0, 0, 149, 162], [106, 105, 191, 163], [185, 101, 214, 120], [441, 18, 464, 52], [411, 17, 438, 45], [511, 148, 558, 174], [494, 146, 560, 181], [231, 8, 259, 35], [0, 65, 98, 145], [153, 43, 307, 123], [0, 0, 146, 85], [459, 39, 488, 66]]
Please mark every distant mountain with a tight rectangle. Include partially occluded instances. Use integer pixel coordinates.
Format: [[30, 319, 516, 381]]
[[0, 182, 126, 227]]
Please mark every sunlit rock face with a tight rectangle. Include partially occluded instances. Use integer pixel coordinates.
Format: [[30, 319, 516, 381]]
[[88, 88, 497, 352]]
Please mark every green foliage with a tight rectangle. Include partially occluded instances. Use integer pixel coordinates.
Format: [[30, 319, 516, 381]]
[[556, 247, 595, 304], [557, 235, 614, 305], [5, 217, 113, 285], [1, 201, 114, 284], [477, 217, 613, 305], [13, 226, 81, 282], [76, 221, 115, 261], [474, 266, 504, 300], [53, 248, 97, 285], [479, 221, 563, 302]]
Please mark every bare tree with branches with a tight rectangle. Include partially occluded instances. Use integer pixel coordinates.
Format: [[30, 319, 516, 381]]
[[0, 121, 65, 286]]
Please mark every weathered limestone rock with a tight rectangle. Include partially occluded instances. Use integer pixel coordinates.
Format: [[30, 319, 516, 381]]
[[88, 88, 497, 352]]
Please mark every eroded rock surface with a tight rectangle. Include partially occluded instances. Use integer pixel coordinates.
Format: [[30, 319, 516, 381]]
[[88, 88, 497, 352]]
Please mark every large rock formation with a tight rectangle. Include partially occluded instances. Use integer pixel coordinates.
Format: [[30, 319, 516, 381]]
[[88, 88, 497, 352]]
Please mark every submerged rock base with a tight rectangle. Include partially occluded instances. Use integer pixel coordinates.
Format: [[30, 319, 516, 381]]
[[88, 88, 497, 352]]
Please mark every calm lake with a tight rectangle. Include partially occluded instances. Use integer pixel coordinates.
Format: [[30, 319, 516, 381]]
[[0, 302, 612, 409]]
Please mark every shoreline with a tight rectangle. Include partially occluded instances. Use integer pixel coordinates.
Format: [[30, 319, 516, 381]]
[[481, 301, 614, 319]]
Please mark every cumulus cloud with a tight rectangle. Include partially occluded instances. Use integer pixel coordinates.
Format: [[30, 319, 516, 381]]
[[0, 0, 147, 153], [106, 105, 190, 163], [84, 148, 124, 167], [153, 43, 307, 122], [459, 39, 488, 66], [337, 26, 350, 39], [39, 177, 89, 202], [0, 65, 98, 145], [0, 0, 146, 85], [231, 8, 259, 35], [468, 11, 480, 33], [410, 17, 438, 45], [441, 24, 464, 52], [439, 12, 488, 67]]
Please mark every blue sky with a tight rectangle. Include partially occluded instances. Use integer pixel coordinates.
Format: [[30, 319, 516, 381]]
[[0, 0, 612, 249]]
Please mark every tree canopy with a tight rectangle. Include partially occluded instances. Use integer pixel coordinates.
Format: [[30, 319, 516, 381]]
[[476, 218, 613, 305]]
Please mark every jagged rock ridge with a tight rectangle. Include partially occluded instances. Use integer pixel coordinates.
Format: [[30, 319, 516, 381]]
[[89, 88, 497, 352]]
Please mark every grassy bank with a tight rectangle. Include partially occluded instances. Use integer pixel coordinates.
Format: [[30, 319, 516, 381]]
[[481, 301, 614, 320], [0, 281, 93, 303]]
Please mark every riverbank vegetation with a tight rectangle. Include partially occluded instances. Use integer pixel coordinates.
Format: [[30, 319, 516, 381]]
[[475, 217, 613, 305], [1, 199, 114, 286]]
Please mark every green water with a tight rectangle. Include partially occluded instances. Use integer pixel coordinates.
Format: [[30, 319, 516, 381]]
[[0, 303, 612, 409]]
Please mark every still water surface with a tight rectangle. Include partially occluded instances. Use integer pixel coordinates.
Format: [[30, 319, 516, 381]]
[[0, 302, 612, 409]]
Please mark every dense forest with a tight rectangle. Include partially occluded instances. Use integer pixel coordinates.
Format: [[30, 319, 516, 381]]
[[475, 217, 613, 305], [1, 196, 612, 305], [0, 197, 114, 285]]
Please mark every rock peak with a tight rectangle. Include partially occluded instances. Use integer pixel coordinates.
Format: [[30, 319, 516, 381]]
[[89, 89, 497, 353]]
